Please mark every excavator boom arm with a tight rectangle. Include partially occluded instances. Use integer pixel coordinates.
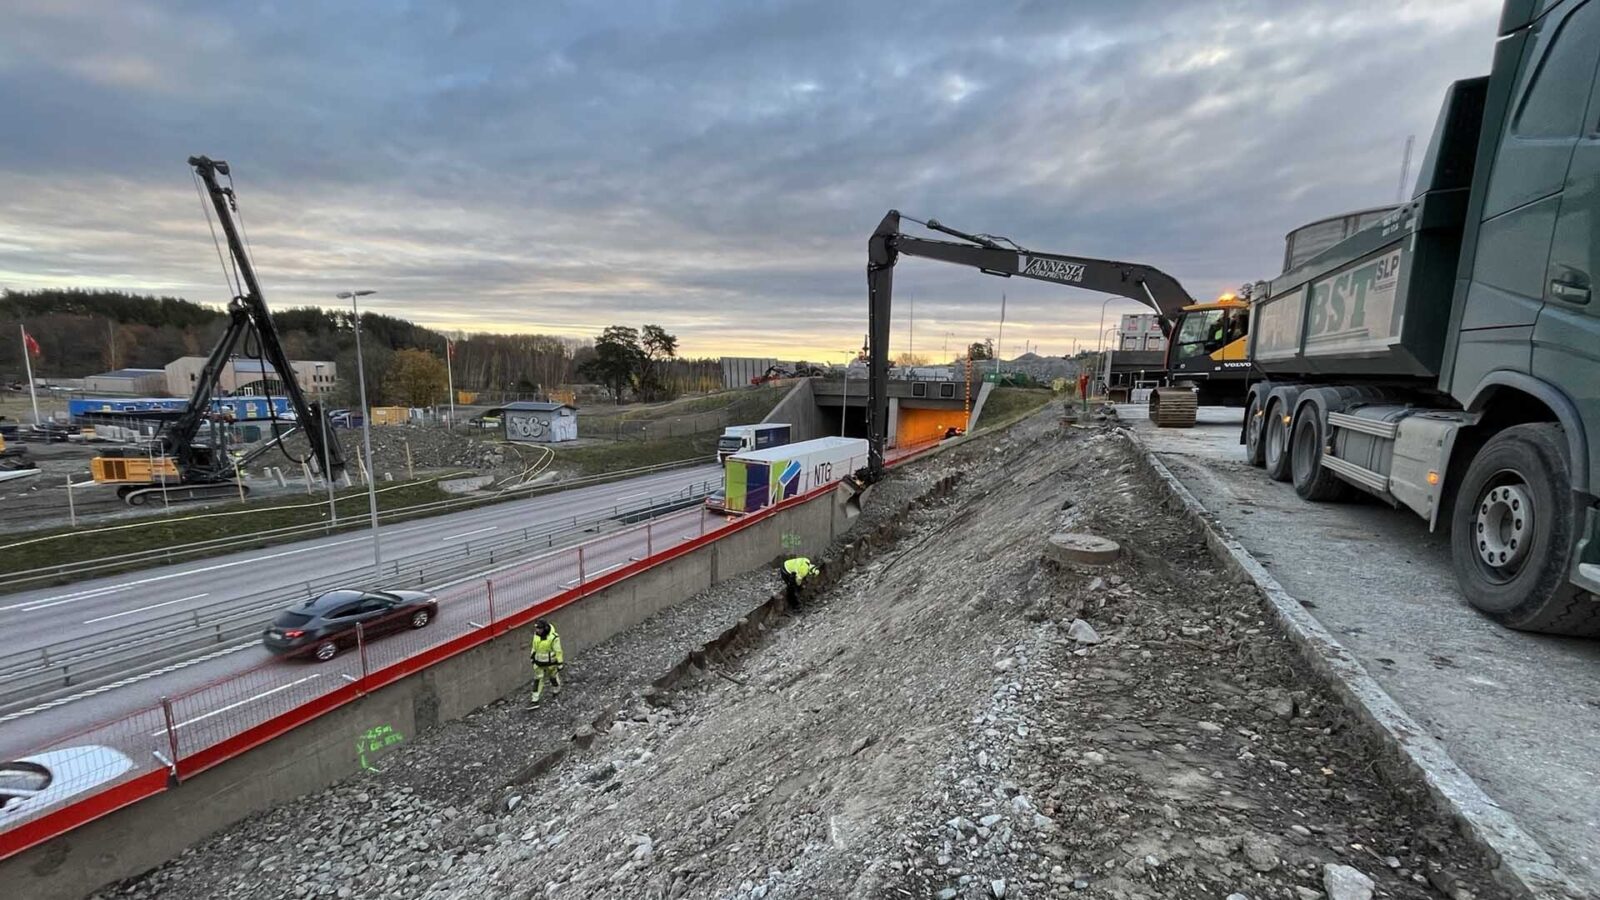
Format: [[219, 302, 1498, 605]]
[[865, 209, 1196, 475]]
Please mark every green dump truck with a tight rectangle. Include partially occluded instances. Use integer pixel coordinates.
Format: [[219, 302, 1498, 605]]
[[1242, 0, 1600, 635]]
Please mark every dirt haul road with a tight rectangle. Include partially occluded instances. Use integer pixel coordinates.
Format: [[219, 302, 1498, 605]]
[[97, 410, 1509, 900]]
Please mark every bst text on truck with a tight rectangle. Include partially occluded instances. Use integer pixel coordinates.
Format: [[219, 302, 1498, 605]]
[[1239, 0, 1600, 636]]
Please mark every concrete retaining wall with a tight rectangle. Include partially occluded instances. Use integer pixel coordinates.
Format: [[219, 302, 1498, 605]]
[[6, 490, 857, 900], [761, 378, 829, 442]]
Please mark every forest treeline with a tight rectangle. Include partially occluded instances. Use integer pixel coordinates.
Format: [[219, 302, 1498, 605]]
[[0, 289, 721, 404]]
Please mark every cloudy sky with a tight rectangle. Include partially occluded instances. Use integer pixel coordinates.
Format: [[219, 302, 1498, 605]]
[[0, 0, 1501, 360]]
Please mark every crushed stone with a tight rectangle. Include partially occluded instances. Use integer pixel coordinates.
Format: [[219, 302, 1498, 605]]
[[91, 408, 1512, 900]]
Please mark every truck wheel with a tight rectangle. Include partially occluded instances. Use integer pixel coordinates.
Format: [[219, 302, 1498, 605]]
[[1263, 402, 1293, 482], [1291, 413, 1349, 502], [1450, 423, 1600, 635], [1244, 395, 1266, 467]]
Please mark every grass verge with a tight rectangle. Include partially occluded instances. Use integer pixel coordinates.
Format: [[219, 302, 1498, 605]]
[[975, 387, 1056, 432], [548, 433, 718, 476], [0, 479, 456, 581]]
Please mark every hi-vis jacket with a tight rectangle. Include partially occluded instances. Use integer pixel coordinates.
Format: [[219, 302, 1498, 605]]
[[530, 628, 564, 666], [783, 557, 816, 582]]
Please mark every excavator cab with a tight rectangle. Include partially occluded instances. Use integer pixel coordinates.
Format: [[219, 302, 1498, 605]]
[[1147, 293, 1254, 427], [1166, 295, 1252, 385]]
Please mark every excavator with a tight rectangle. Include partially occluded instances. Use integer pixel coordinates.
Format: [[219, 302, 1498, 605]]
[[750, 362, 827, 385], [90, 157, 346, 505], [863, 210, 1252, 477]]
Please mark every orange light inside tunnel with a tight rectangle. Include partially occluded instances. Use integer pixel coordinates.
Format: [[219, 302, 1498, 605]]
[[896, 406, 970, 447]]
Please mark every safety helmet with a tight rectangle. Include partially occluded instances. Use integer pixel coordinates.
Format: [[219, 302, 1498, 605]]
[[533, 618, 552, 637]]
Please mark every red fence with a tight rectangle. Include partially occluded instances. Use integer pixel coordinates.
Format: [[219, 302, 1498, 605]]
[[0, 439, 941, 861]]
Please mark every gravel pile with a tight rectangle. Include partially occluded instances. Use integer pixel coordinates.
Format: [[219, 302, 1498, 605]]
[[90, 409, 1510, 900], [281, 425, 516, 479]]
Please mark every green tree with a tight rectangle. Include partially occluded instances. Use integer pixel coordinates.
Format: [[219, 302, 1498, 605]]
[[383, 348, 448, 407], [635, 324, 680, 401], [578, 326, 643, 404]]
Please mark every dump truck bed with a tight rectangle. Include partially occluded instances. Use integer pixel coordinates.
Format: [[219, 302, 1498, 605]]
[[1251, 191, 1467, 381], [1250, 76, 1485, 383]]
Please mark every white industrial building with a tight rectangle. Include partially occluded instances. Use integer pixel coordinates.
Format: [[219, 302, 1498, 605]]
[[498, 401, 579, 443]]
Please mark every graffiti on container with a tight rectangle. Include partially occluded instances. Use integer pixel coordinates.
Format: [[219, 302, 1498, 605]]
[[357, 723, 405, 771]]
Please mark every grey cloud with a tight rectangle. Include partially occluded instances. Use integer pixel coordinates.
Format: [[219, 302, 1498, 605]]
[[0, 0, 1501, 356]]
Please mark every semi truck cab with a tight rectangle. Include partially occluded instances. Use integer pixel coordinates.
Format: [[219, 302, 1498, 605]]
[[716, 423, 793, 465]]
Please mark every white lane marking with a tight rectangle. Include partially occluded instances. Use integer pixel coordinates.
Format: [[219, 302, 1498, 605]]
[[151, 673, 322, 736], [0, 471, 715, 718], [83, 593, 209, 625], [615, 492, 647, 502], [0, 638, 262, 724], [1, 537, 373, 613], [442, 526, 498, 542]]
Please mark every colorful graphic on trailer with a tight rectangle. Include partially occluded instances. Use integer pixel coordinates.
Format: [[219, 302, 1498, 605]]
[[725, 457, 801, 513], [773, 459, 802, 505]]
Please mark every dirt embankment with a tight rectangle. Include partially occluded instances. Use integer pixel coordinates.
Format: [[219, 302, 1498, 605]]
[[94, 410, 1508, 900]]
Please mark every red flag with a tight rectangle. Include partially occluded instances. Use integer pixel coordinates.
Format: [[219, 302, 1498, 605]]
[[22, 329, 41, 358]]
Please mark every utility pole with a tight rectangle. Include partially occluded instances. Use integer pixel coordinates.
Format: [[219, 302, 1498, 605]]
[[844, 349, 857, 435], [994, 293, 1006, 382], [338, 290, 381, 580], [908, 291, 914, 363], [317, 363, 337, 527], [1397, 134, 1416, 203], [445, 336, 457, 429]]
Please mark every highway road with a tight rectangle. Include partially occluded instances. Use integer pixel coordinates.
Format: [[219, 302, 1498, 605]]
[[0, 439, 924, 836], [0, 463, 719, 655], [0, 464, 717, 754]]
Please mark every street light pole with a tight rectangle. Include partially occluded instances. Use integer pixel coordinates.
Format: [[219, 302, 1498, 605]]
[[1095, 296, 1116, 362], [1101, 327, 1118, 396], [338, 290, 381, 580]]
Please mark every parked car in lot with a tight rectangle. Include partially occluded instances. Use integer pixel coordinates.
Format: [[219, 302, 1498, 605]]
[[263, 589, 438, 662], [0, 745, 134, 827]]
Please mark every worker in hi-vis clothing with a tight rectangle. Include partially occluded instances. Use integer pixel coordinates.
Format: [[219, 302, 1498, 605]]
[[528, 618, 564, 708], [781, 556, 820, 606]]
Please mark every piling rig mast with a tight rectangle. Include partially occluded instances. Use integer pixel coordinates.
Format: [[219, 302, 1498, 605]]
[[90, 157, 347, 505]]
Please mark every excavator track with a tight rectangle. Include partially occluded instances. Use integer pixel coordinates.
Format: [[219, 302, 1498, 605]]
[[120, 482, 249, 506], [1149, 387, 1198, 428]]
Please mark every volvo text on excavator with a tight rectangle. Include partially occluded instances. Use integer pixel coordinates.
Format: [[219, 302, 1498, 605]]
[[862, 210, 1250, 477], [90, 157, 346, 505]]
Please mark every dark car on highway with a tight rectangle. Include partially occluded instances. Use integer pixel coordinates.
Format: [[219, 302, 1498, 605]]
[[263, 589, 438, 662]]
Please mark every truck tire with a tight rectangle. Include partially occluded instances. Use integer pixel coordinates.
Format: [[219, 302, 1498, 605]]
[[1290, 413, 1350, 502], [1449, 423, 1600, 635], [1263, 401, 1292, 482], [1244, 394, 1266, 467]]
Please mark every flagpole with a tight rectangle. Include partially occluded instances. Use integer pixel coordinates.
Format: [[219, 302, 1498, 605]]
[[445, 338, 456, 429], [20, 325, 40, 425]]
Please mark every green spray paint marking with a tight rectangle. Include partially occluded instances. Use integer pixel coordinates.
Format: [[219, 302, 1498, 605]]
[[781, 533, 804, 551], [357, 724, 405, 771]]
